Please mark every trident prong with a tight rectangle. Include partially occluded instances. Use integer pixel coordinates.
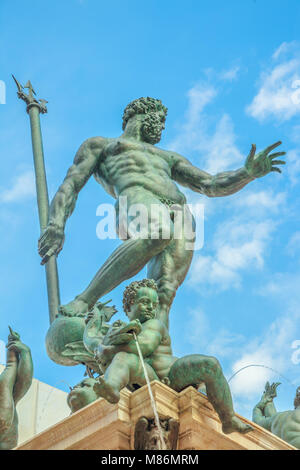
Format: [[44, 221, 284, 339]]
[[12, 74, 48, 114], [12, 74, 23, 93], [24, 80, 36, 98]]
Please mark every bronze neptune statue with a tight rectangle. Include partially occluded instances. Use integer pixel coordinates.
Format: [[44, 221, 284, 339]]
[[38, 97, 285, 327]]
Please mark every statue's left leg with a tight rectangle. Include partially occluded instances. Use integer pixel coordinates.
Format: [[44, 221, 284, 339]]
[[147, 204, 195, 328], [168, 355, 253, 434]]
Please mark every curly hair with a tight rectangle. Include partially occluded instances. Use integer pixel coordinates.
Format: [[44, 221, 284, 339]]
[[122, 97, 168, 130], [123, 279, 158, 314]]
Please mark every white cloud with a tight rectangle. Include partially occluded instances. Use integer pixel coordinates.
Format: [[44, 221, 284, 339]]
[[184, 307, 245, 359], [286, 232, 300, 256], [170, 82, 217, 153], [219, 65, 240, 82], [186, 83, 217, 124], [284, 126, 300, 185], [189, 253, 239, 290], [189, 219, 275, 290], [207, 329, 245, 359], [246, 42, 300, 121], [286, 148, 300, 186], [230, 354, 275, 398], [0, 171, 36, 203], [170, 82, 244, 174], [202, 114, 244, 174], [230, 305, 300, 400], [290, 124, 300, 143], [185, 308, 211, 351], [259, 271, 300, 302], [272, 41, 298, 60], [234, 189, 286, 215]]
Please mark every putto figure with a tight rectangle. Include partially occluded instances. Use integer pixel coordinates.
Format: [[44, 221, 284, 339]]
[[253, 382, 300, 449], [38, 97, 285, 325], [85, 279, 252, 435], [0, 328, 33, 450], [67, 377, 98, 413]]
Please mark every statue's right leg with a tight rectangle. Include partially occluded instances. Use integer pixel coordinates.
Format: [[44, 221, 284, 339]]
[[59, 189, 174, 316]]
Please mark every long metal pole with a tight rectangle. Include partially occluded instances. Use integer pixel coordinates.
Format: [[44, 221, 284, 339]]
[[13, 76, 61, 324]]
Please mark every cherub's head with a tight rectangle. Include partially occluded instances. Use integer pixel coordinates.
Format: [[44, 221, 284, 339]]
[[122, 97, 167, 144], [123, 279, 159, 323], [67, 378, 98, 413], [294, 386, 300, 409]]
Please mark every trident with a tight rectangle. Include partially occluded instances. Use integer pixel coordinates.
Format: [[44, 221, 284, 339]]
[[12, 75, 60, 324]]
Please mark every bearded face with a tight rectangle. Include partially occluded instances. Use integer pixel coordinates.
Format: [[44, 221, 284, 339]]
[[141, 112, 165, 144]]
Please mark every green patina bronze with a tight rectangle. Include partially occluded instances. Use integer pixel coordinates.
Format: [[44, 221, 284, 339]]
[[253, 382, 300, 448], [67, 377, 99, 413], [38, 96, 285, 367], [84, 279, 252, 434], [45, 301, 117, 370], [0, 328, 33, 450], [38, 96, 285, 331]]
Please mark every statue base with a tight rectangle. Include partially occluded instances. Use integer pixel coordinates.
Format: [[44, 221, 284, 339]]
[[15, 381, 295, 450]]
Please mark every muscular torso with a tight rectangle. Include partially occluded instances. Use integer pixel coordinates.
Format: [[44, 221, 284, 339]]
[[270, 408, 300, 448], [94, 137, 186, 204]]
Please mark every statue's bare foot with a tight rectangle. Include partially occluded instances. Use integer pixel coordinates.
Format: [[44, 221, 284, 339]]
[[93, 376, 120, 404], [222, 416, 253, 435], [58, 297, 89, 318]]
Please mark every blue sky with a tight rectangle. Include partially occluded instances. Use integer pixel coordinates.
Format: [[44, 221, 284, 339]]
[[1, 0, 300, 420]]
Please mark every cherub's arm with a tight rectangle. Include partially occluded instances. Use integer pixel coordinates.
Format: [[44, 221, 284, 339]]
[[38, 137, 106, 265], [170, 142, 285, 197], [99, 319, 164, 365]]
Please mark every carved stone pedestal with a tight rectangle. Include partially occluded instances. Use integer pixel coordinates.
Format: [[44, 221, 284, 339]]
[[16, 381, 295, 450]]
